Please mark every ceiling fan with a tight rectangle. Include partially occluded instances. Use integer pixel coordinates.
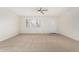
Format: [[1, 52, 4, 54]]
[[37, 8, 48, 15]]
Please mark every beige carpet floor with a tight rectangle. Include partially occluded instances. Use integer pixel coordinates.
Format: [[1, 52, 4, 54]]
[[0, 34, 79, 52]]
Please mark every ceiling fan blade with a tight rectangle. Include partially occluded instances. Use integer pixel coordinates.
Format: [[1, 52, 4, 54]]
[[38, 8, 42, 11], [40, 11, 44, 14]]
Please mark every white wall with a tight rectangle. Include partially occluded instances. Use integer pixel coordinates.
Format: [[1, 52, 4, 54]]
[[59, 8, 79, 41], [20, 16, 58, 33], [0, 8, 19, 41]]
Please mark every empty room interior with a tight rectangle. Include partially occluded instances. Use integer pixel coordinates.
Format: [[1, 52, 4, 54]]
[[0, 7, 79, 52]]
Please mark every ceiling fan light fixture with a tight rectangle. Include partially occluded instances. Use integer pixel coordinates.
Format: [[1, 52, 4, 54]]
[[38, 11, 41, 13], [37, 7, 48, 15]]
